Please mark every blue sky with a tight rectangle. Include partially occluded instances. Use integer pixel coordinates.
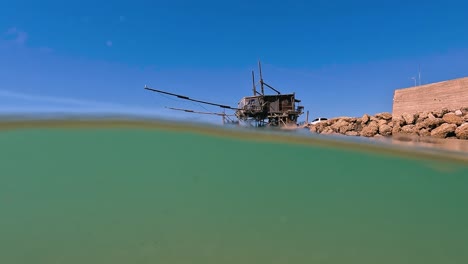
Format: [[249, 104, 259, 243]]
[[1, 0, 468, 124]]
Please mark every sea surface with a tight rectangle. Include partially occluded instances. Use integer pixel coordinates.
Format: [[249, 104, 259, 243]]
[[1, 117, 467, 264]]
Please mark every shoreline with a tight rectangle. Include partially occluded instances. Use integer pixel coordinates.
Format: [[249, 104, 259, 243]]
[[307, 107, 468, 140]]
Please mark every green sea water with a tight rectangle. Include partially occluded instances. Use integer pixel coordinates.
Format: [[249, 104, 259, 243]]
[[1, 120, 468, 264]]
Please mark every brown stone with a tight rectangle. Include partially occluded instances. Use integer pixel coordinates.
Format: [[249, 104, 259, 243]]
[[379, 124, 392, 136], [402, 113, 416, 125], [455, 123, 468, 139], [419, 117, 445, 129], [375, 112, 392, 120], [325, 119, 336, 126], [345, 131, 359, 136], [442, 113, 463, 125], [392, 117, 405, 127], [455, 110, 463, 116], [315, 122, 328, 133], [341, 123, 358, 134], [415, 122, 425, 131], [417, 111, 430, 122], [331, 120, 349, 133], [400, 125, 417, 135], [360, 121, 379, 137], [361, 114, 370, 125], [419, 128, 431, 137], [442, 107, 451, 116], [378, 119, 388, 126], [354, 121, 364, 132], [430, 123, 457, 138], [322, 127, 334, 134], [338, 117, 357, 123], [433, 108, 450, 118], [392, 123, 401, 134], [461, 107, 468, 115]]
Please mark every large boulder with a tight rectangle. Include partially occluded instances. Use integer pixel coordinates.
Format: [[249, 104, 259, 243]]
[[314, 122, 328, 133], [321, 127, 334, 135], [419, 128, 431, 137], [325, 118, 338, 126], [433, 108, 450, 118], [338, 117, 357, 123], [341, 122, 358, 134], [375, 112, 392, 120], [442, 113, 463, 125], [360, 121, 379, 137], [361, 114, 370, 125], [455, 123, 468, 139], [392, 116, 405, 127], [400, 125, 417, 135], [323, 118, 360, 134], [330, 119, 349, 133], [417, 117, 445, 130], [379, 124, 392, 136], [430, 123, 457, 138], [392, 121, 402, 134], [417, 111, 430, 122], [378, 119, 388, 126], [402, 113, 416, 125]]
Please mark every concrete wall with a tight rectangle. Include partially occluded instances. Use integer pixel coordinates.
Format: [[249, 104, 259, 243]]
[[392, 77, 468, 116]]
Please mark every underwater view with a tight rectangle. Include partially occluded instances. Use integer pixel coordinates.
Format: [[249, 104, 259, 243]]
[[1, 117, 467, 264]]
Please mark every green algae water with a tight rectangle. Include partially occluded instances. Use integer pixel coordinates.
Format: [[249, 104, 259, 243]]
[[1, 119, 468, 264]]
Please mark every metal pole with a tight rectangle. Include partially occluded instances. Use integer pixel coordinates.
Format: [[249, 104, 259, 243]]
[[418, 64, 421, 86], [258, 60, 264, 95], [222, 109, 225, 125], [252, 70, 256, 96]]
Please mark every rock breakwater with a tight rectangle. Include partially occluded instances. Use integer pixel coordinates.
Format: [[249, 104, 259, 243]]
[[309, 107, 468, 140]]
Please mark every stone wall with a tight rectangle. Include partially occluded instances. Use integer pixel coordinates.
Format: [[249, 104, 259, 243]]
[[392, 77, 468, 116]]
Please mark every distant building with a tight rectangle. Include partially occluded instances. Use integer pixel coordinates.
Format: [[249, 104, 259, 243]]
[[392, 77, 468, 116]]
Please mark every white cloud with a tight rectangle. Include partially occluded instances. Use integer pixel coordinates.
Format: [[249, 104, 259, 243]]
[[0, 89, 121, 107], [0, 89, 175, 119]]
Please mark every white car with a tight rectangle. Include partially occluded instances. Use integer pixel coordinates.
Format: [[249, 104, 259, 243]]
[[310, 117, 328, 125]]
